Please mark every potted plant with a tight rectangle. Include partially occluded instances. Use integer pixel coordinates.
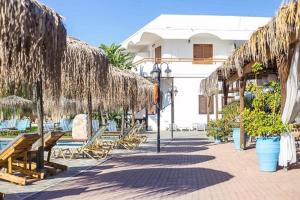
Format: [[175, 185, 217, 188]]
[[221, 102, 244, 149], [207, 118, 231, 144], [243, 81, 289, 172]]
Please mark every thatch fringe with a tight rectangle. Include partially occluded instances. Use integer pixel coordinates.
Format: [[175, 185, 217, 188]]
[[201, 1, 300, 96], [59, 37, 109, 112], [224, 1, 299, 78], [0, 95, 33, 108], [0, 0, 66, 98], [102, 67, 153, 112], [200, 70, 219, 96], [46, 37, 152, 115]]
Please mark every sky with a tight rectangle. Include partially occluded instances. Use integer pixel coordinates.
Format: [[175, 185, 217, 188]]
[[39, 0, 283, 47]]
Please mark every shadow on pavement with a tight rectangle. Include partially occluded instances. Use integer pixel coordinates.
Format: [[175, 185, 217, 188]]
[[109, 154, 215, 166], [28, 167, 233, 200], [161, 146, 209, 153], [168, 141, 213, 146]]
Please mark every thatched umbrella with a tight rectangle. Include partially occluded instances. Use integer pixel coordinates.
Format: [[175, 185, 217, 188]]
[[221, 1, 300, 109], [61, 37, 109, 137], [0, 0, 67, 170], [0, 95, 33, 108], [103, 67, 153, 112], [0, 95, 33, 120]]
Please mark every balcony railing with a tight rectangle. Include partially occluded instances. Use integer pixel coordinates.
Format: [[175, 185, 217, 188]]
[[133, 57, 227, 66]]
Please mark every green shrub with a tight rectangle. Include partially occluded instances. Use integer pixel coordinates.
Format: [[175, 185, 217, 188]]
[[221, 101, 240, 128], [207, 119, 231, 141], [243, 81, 289, 137]]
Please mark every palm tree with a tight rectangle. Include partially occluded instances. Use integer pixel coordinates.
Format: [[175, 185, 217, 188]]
[[100, 43, 134, 70]]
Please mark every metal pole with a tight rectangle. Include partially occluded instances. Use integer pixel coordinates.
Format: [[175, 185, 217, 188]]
[[239, 77, 246, 150], [86, 90, 93, 138], [36, 77, 44, 171], [171, 78, 174, 140], [145, 108, 148, 131], [157, 70, 161, 153]]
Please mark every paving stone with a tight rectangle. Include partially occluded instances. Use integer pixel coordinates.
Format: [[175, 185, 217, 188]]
[[2, 131, 300, 200]]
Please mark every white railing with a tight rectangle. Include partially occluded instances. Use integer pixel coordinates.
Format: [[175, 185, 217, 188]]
[[133, 57, 227, 66]]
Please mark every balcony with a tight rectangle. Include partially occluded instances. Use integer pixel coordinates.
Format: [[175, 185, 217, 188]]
[[133, 57, 227, 66]]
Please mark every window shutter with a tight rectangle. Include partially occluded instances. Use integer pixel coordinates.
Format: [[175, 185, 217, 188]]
[[199, 95, 214, 114], [193, 44, 213, 64], [155, 46, 161, 63]]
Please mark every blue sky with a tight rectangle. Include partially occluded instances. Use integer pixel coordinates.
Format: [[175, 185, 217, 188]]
[[40, 0, 282, 47]]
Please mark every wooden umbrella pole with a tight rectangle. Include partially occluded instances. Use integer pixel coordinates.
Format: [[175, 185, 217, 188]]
[[276, 55, 290, 114], [121, 108, 125, 135], [36, 77, 44, 171], [215, 94, 219, 120], [206, 96, 210, 124], [131, 107, 135, 126], [223, 80, 228, 106], [86, 90, 93, 138], [239, 77, 246, 150]]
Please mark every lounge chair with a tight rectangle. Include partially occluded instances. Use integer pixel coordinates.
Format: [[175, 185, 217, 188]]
[[0, 119, 16, 131], [92, 120, 100, 134], [107, 120, 117, 131], [28, 131, 67, 175], [0, 133, 42, 185], [54, 126, 111, 160], [44, 121, 54, 132], [103, 122, 146, 150], [16, 119, 29, 132], [118, 122, 147, 150]]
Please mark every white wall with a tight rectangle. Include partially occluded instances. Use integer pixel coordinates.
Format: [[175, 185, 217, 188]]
[[134, 35, 242, 131]]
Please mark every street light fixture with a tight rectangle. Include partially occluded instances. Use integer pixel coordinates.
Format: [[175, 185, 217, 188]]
[[150, 62, 172, 153], [168, 85, 178, 140]]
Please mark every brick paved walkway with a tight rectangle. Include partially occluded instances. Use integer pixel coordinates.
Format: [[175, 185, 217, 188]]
[[21, 132, 300, 200]]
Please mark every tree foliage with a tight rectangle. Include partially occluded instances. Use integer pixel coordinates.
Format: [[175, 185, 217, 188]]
[[243, 81, 288, 137], [208, 101, 241, 141], [100, 43, 134, 70]]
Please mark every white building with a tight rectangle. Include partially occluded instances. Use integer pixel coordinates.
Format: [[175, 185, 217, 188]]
[[121, 15, 270, 131]]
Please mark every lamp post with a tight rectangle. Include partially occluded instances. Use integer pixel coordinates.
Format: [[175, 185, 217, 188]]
[[168, 83, 178, 140], [150, 62, 172, 153]]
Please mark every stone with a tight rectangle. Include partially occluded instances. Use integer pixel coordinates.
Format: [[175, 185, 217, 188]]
[[72, 114, 88, 140]]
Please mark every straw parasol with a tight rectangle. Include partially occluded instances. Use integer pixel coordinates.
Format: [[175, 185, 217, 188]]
[[200, 1, 300, 99], [0, 0, 67, 170], [0, 0, 66, 97], [223, 1, 299, 79], [103, 67, 153, 112], [0, 95, 33, 108], [60, 37, 109, 111]]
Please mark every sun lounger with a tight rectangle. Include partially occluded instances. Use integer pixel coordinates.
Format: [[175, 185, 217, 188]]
[[27, 131, 67, 175], [92, 120, 100, 134], [0, 133, 42, 185], [16, 119, 29, 132], [54, 126, 111, 160], [118, 122, 147, 150], [107, 120, 117, 131], [59, 119, 71, 132], [44, 121, 54, 132], [0, 119, 17, 131]]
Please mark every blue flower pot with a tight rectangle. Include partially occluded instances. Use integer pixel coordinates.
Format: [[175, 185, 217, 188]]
[[232, 128, 247, 150], [214, 137, 221, 144], [256, 136, 280, 172]]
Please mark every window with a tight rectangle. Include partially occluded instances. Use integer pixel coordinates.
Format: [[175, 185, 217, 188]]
[[199, 95, 214, 114], [155, 46, 161, 64], [193, 44, 213, 64]]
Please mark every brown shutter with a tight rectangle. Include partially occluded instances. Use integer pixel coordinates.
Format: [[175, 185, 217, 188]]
[[155, 46, 161, 64], [193, 44, 213, 64], [199, 95, 214, 114]]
